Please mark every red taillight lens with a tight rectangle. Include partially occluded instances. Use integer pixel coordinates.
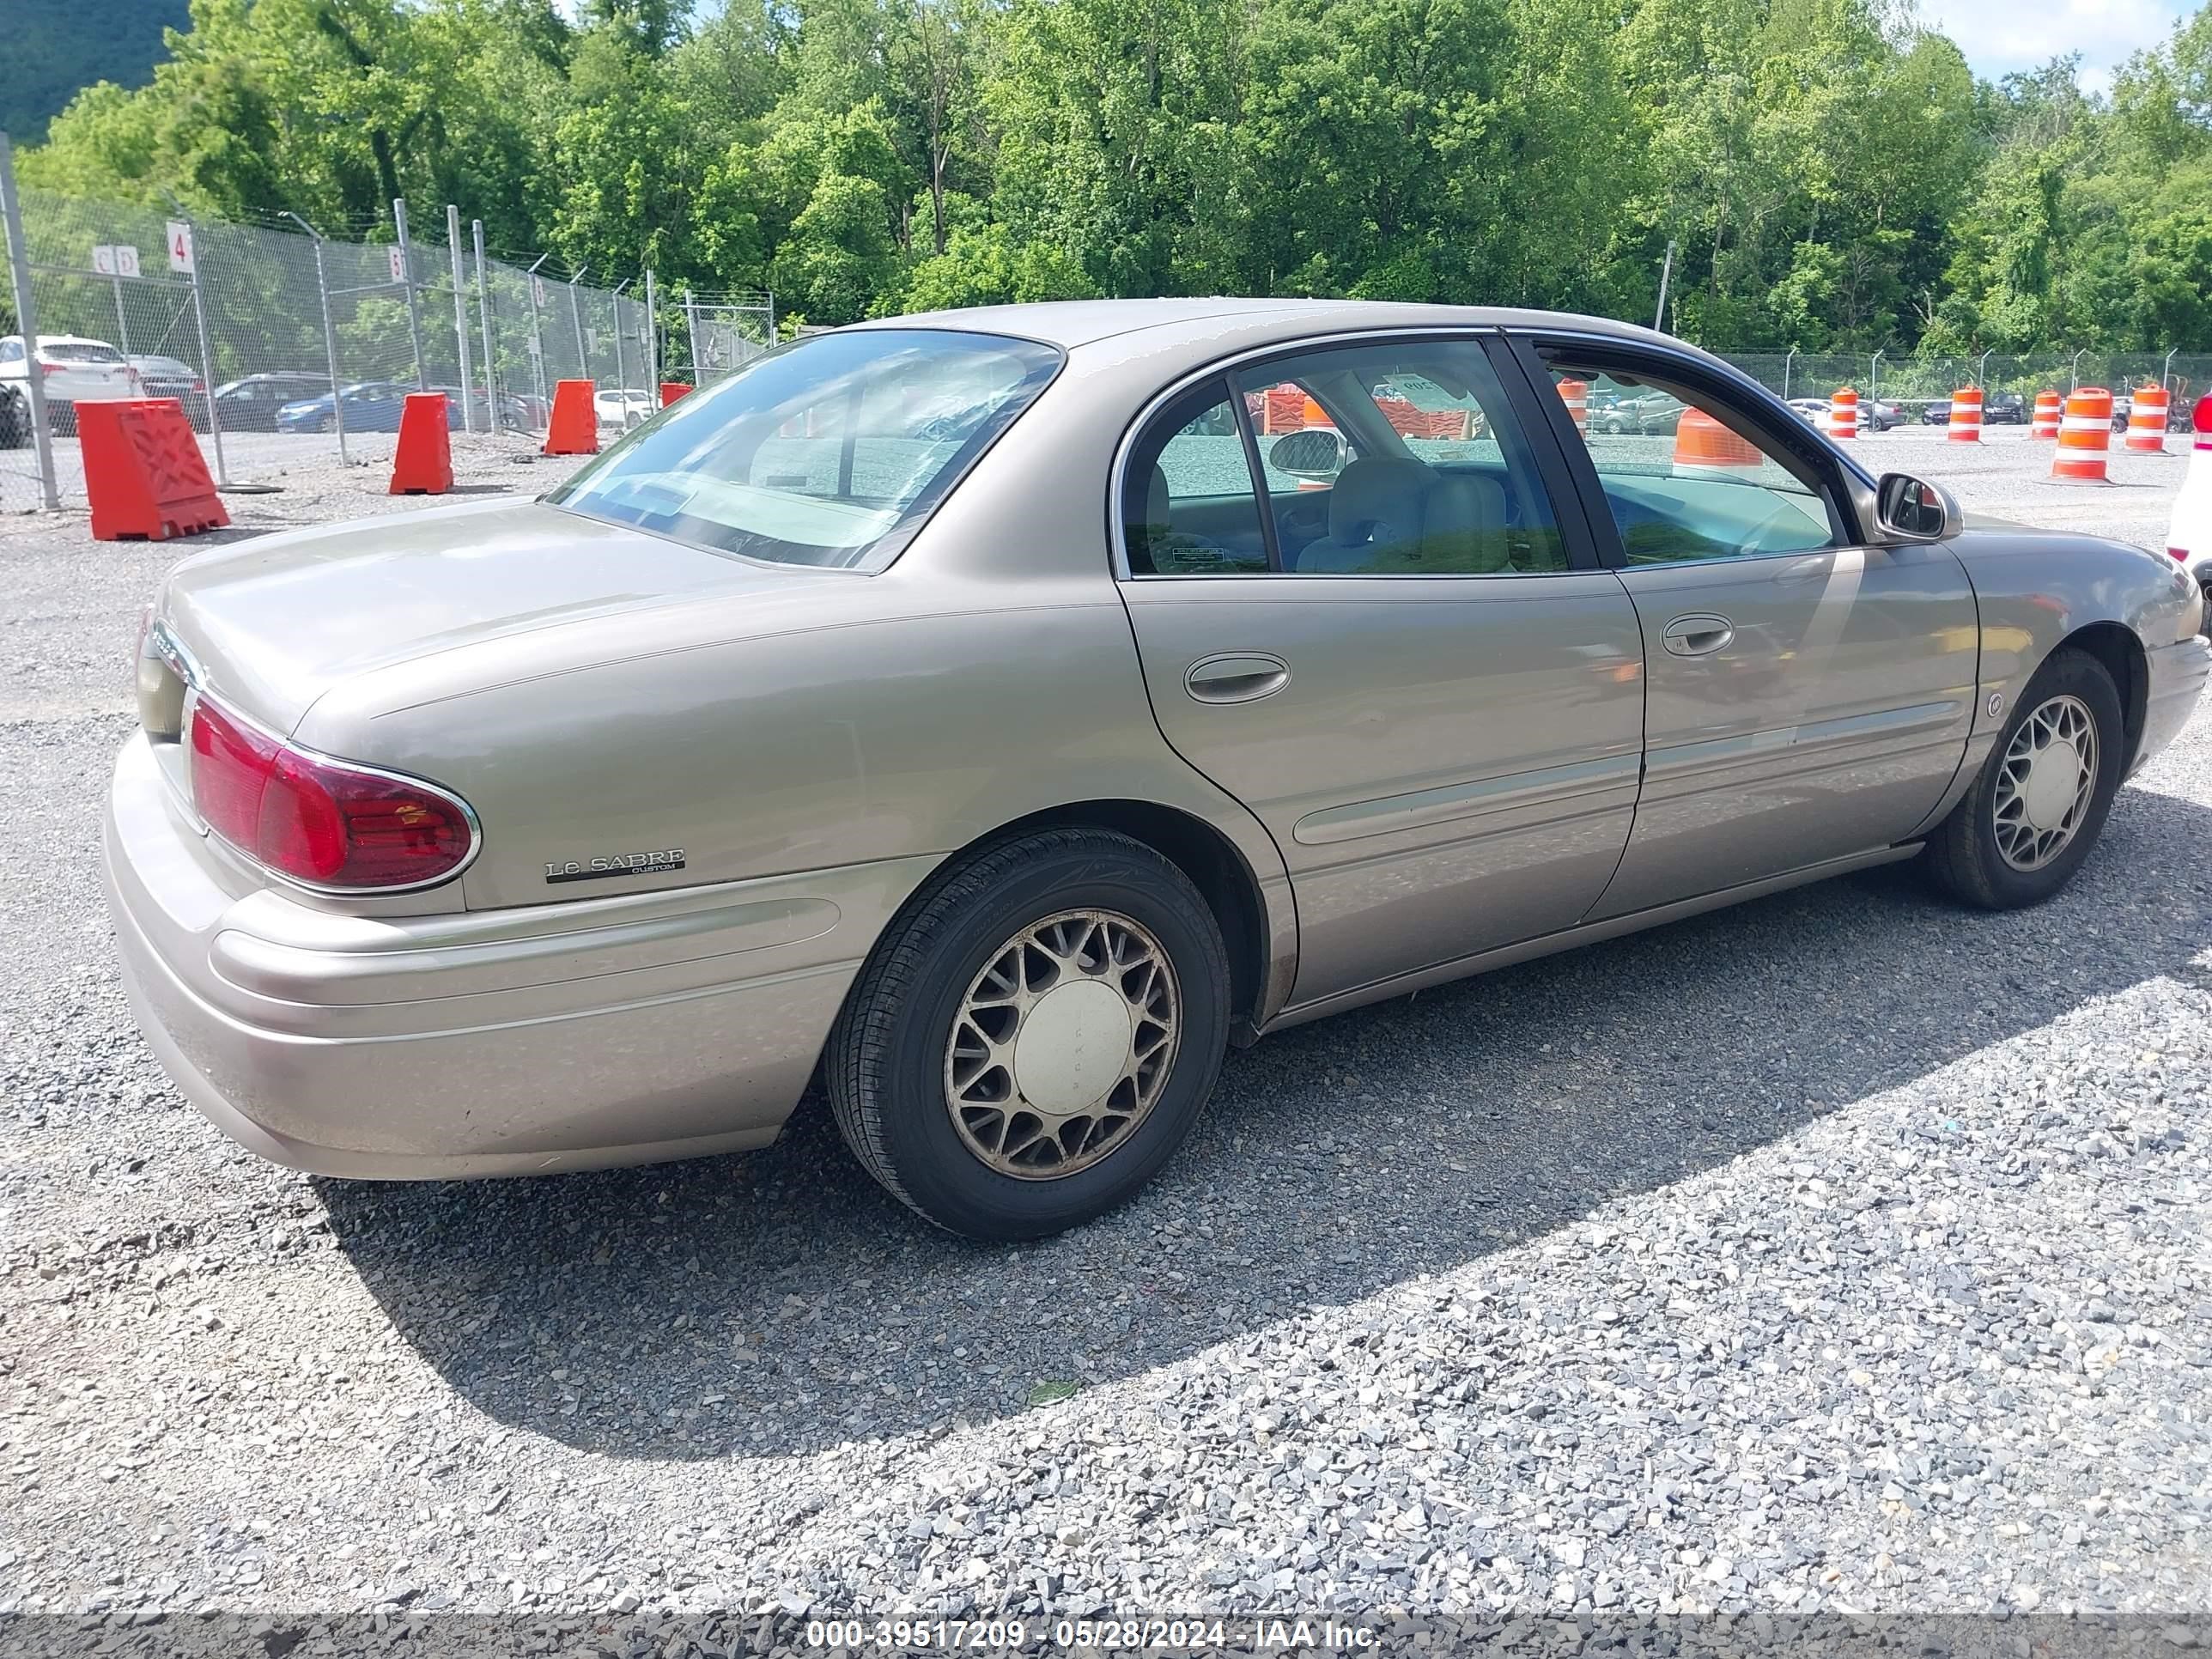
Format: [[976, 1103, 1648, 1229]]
[[189, 699, 473, 890]]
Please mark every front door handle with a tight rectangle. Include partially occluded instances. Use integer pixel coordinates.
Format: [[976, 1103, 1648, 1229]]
[[1186, 653, 1291, 703], [1662, 614, 1735, 657]]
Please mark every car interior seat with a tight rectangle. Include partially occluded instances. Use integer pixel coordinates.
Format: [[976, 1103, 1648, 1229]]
[[1291, 457, 1431, 572]]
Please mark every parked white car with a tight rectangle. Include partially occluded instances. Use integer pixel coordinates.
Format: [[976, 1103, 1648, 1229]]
[[0, 334, 143, 433], [594, 386, 655, 428]]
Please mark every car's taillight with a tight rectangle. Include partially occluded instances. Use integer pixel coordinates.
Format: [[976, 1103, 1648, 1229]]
[[188, 698, 474, 890]]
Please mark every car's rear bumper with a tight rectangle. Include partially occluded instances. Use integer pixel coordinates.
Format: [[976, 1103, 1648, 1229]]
[[103, 731, 934, 1179], [2136, 633, 2212, 775]]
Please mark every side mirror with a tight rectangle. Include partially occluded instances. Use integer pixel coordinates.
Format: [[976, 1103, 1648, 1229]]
[[1875, 472, 1961, 542], [1268, 428, 1349, 480]]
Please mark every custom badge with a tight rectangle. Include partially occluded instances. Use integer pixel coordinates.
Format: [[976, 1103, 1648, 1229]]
[[545, 848, 686, 884]]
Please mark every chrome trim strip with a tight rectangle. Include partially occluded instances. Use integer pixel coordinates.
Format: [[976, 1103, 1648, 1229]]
[[1641, 699, 1965, 787], [159, 631, 484, 898], [1291, 751, 1642, 846]]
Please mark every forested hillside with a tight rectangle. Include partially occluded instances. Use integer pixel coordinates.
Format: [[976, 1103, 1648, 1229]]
[[2, 0, 190, 146], [20, 0, 2212, 350]]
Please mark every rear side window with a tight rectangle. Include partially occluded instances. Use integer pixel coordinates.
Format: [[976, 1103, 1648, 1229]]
[[46, 343, 124, 363], [550, 329, 1063, 570], [1121, 336, 1570, 576]]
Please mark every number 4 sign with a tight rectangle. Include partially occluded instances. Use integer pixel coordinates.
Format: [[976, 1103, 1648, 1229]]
[[166, 221, 196, 275]]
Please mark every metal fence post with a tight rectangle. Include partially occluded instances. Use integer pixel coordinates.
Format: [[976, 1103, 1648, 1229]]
[[0, 132, 59, 509], [392, 198, 427, 391], [643, 268, 659, 398], [447, 204, 474, 433], [568, 269, 589, 386], [471, 219, 497, 436], [173, 210, 231, 487], [685, 289, 700, 383], [283, 210, 348, 467], [611, 277, 631, 428], [525, 253, 550, 430], [765, 290, 775, 345]]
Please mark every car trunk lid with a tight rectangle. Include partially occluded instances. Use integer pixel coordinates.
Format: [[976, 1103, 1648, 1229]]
[[155, 495, 842, 735]]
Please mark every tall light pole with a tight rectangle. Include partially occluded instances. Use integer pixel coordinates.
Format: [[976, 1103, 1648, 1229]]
[[1653, 240, 1677, 333]]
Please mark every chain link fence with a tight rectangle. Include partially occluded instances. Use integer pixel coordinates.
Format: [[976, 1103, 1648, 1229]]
[[9, 141, 2212, 517], [1718, 350, 2212, 410], [1, 149, 727, 514]]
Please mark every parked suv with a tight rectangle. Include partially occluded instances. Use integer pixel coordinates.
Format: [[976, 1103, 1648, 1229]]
[[0, 334, 143, 433]]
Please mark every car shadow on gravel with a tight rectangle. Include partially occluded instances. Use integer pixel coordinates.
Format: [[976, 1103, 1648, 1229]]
[[316, 781, 2212, 1464]]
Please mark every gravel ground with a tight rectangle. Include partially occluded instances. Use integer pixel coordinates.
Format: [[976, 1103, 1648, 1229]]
[[2, 429, 2209, 1650]]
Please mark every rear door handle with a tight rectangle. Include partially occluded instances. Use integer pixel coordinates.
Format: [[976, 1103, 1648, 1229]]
[[1662, 614, 1735, 657], [1185, 653, 1291, 703]]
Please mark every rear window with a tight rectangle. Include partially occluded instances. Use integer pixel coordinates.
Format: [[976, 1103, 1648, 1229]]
[[46, 343, 124, 363], [547, 328, 1063, 570]]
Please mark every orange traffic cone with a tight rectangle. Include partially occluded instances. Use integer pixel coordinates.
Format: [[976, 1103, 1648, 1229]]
[[2054, 388, 2113, 481], [543, 379, 599, 456], [1948, 386, 1984, 443], [2126, 385, 2170, 453], [1673, 407, 1764, 477], [1557, 378, 1590, 436], [1827, 387, 1859, 441], [2030, 391, 2061, 439], [389, 392, 453, 495]]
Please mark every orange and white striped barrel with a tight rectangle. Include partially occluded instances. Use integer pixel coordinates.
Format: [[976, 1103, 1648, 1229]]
[[1826, 386, 1859, 441], [1557, 378, 1590, 436], [2126, 385, 2170, 453], [1673, 407, 1765, 477], [2053, 388, 2114, 481], [2030, 390, 2061, 440], [1947, 386, 1984, 443]]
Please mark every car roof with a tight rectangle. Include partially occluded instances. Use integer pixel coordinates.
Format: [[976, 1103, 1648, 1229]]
[[843, 297, 1680, 353]]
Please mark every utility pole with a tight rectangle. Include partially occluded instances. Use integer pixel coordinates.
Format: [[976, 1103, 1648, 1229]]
[[1653, 241, 1677, 333], [392, 198, 427, 391], [471, 218, 497, 435], [446, 204, 474, 433]]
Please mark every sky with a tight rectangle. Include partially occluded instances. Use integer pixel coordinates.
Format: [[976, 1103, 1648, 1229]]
[[1911, 0, 2191, 90]]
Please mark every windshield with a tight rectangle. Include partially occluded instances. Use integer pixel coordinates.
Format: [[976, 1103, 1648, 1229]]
[[548, 328, 1063, 570]]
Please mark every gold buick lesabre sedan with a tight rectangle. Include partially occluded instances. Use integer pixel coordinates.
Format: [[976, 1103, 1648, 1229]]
[[106, 301, 2210, 1238]]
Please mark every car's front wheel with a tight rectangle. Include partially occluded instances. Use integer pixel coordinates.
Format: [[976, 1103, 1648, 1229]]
[[1924, 647, 2124, 908], [826, 827, 1230, 1240]]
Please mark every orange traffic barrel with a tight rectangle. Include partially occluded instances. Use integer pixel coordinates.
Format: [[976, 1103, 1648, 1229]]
[[1827, 386, 1858, 440], [1558, 378, 1590, 435], [2126, 384, 2170, 453], [2054, 388, 2113, 481], [1948, 386, 1984, 443], [2030, 390, 2061, 439], [1673, 407, 1764, 477]]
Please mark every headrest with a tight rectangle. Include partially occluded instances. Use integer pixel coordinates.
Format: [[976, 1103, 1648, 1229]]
[[1328, 458, 1430, 544], [1419, 473, 1510, 572]]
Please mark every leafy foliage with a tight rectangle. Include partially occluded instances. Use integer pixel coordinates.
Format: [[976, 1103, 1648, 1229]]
[[19, 0, 2212, 348]]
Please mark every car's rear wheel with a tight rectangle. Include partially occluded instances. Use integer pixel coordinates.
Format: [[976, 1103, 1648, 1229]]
[[1924, 647, 2124, 908], [826, 827, 1230, 1240]]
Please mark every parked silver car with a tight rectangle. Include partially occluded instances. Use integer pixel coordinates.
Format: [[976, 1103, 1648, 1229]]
[[106, 301, 2211, 1238]]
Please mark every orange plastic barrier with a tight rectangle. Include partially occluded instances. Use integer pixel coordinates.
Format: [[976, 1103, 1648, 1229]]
[[1948, 386, 1984, 443], [1673, 407, 1764, 475], [659, 381, 691, 407], [79, 398, 228, 542], [388, 392, 453, 495], [1558, 378, 1590, 435], [2126, 385, 2170, 453], [2054, 388, 2113, 481], [1827, 386, 1859, 440], [543, 379, 599, 456], [2030, 390, 2061, 440]]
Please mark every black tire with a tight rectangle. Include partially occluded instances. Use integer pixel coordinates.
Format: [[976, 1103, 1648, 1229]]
[[1923, 647, 2124, 908], [0, 389, 23, 449], [825, 827, 1231, 1240]]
